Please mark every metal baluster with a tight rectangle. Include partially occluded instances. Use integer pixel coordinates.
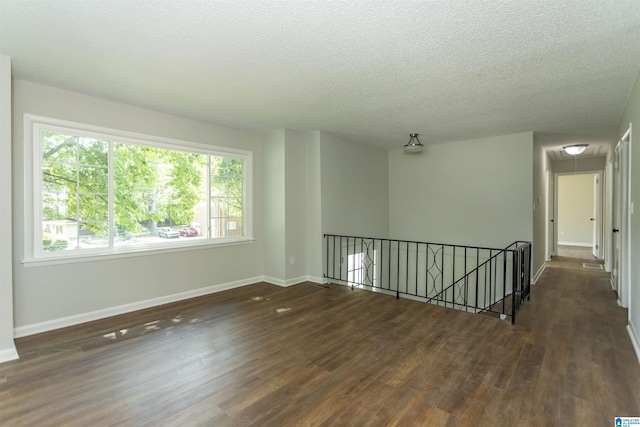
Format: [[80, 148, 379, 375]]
[[485, 249, 496, 308], [475, 248, 479, 311], [389, 240, 393, 296], [502, 251, 507, 316], [425, 243, 429, 299], [380, 239, 384, 290], [452, 246, 457, 306], [441, 245, 445, 307], [464, 247, 468, 308], [340, 236, 344, 284], [404, 241, 409, 297], [415, 242, 420, 296], [511, 250, 517, 325], [527, 244, 532, 301], [396, 240, 400, 299]]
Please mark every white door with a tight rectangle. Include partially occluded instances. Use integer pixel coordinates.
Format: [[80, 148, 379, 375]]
[[613, 126, 631, 307], [546, 170, 555, 260], [612, 144, 621, 296], [592, 174, 601, 258]]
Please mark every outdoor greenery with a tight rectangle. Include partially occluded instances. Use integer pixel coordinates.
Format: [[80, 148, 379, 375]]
[[211, 155, 243, 218], [40, 130, 243, 251]]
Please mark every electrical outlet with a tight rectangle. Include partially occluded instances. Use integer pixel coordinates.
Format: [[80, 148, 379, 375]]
[[290, 256, 295, 265]]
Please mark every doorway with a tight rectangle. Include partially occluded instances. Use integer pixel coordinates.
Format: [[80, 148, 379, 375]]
[[611, 125, 632, 308], [555, 172, 603, 259]]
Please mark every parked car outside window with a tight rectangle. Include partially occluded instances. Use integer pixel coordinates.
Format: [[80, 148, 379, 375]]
[[158, 227, 180, 238], [179, 227, 199, 237]]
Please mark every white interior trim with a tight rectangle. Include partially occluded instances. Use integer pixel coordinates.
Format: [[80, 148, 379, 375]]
[[14, 274, 325, 338], [23, 113, 254, 264], [23, 237, 255, 267], [532, 263, 546, 284], [263, 275, 323, 287], [627, 323, 640, 365], [0, 55, 17, 362], [0, 347, 19, 364], [14, 276, 263, 338]]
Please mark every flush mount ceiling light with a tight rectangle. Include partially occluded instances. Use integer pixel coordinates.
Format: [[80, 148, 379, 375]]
[[404, 133, 424, 154], [563, 144, 588, 156]]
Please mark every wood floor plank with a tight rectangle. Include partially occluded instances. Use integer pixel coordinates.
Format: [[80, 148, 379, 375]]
[[0, 255, 638, 426]]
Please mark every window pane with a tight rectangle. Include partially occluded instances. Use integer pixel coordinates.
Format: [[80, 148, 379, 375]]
[[76, 194, 109, 222], [42, 181, 70, 221], [40, 130, 110, 254], [113, 143, 207, 247], [42, 131, 77, 167], [78, 222, 109, 249], [77, 165, 109, 194], [211, 157, 244, 238], [77, 138, 108, 166], [34, 118, 251, 259]]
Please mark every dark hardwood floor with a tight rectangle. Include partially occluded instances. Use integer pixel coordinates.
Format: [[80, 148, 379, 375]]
[[1, 257, 639, 426], [557, 244, 597, 260]]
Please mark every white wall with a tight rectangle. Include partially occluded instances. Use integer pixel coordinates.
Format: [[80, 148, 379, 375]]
[[532, 136, 551, 281], [263, 130, 286, 280], [319, 132, 389, 238], [552, 156, 606, 174], [263, 129, 313, 285], [389, 132, 534, 248], [557, 174, 596, 246], [618, 69, 640, 362], [0, 55, 17, 362], [284, 130, 308, 282], [306, 131, 323, 281], [12, 80, 266, 332]]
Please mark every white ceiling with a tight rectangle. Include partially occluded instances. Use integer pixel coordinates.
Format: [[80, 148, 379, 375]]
[[1, 0, 640, 153]]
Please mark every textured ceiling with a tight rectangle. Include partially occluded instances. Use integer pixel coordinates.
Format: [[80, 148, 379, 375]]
[[1, 0, 640, 153]]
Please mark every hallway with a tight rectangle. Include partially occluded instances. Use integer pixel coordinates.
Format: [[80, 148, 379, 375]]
[[556, 244, 598, 260], [0, 257, 638, 425], [517, 253, 640, 424]]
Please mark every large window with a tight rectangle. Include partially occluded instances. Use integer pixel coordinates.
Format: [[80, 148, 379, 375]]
[[27, 115, 252, 262]]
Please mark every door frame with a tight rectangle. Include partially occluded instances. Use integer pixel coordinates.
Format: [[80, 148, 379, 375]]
[[553, 170, 604, 258], [592, 173, 604, 258], [611, 124, 632, 307], [546, 170, 555, 260]]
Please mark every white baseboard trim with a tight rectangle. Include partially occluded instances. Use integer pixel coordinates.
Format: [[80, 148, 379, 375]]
[[263, 275, 324, 287], [262, 276, 286, 286], [284, 276, 308, 287], [532, 263, 546, 284], [0, 345, 19, 363], [14, 276, 264, 338], [557, 241, 592, 247], [306, 275, 324, 285], [628, 322, 640, 365]]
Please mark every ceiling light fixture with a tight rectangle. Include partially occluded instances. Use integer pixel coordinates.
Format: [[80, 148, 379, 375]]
[[404, 133, 424, 154], [563, 144, 588, 156]]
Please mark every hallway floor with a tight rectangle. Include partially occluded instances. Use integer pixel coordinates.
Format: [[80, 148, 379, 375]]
[[517, 254, 640, 424], [557, 244, 598, 259], [0, 258, 638, 426]]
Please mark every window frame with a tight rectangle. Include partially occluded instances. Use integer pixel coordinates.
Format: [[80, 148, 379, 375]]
[[23, 114, 253, 266]]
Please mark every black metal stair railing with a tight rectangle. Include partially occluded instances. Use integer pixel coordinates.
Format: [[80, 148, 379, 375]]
[[323, 234, 532, 324]]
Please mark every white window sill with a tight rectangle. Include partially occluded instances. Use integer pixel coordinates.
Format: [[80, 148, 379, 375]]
[[22, 237, 255, 268]]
